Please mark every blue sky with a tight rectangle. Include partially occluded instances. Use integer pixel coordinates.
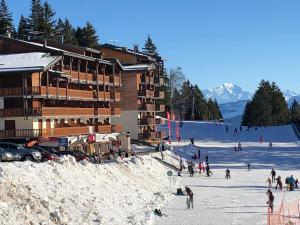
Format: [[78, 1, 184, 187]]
[[7, 0, 300, 92]]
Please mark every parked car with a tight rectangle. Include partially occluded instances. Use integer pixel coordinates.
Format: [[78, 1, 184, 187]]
[[28, 146, 58, 162], [57, 150, 89, 162], [0, 142, 42, 162], [0, 147, 14, 162]]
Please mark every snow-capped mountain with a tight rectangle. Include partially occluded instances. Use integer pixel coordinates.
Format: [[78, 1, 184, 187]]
[[203, 83, 299, 123], [202, 83, 252, 104], [283, 90, 298, 102]]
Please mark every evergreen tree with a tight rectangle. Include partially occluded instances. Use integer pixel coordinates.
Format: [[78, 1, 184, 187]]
[[17, 15, 30, 40], [29, 0, 43, 34], [63, 18, 77, 44], [75, 22, 99, 48], [241, 80, 290, 126], [193, 85, 209, 120], [41, 0, 55, 39], [0, 0, 14, 35], [214, 99, 223, 119], [143, 34, 158, 55], [290, 99, 300, 123]]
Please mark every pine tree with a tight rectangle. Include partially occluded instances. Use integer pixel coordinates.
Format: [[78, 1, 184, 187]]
[[143, 34, 158, 55], [29, 0, 43, 34], [290, 99, 300, 123], [75, 22, 99, 48], [41, 0, 55, 39], [241, 80, 290, 126], [193, 85, 209, 120], [0, 0, 14, 35], [17, 15, 30, 40]]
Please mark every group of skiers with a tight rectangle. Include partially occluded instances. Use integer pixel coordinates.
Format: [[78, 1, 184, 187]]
[[234, 142, 242, 152], [267, 168, 299, 191]]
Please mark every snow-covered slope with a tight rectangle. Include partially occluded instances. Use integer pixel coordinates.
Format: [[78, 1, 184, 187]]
[[0, 155, 180, 225], [219, 100, 247, 119], [156, 121, 300, 225], [202, 83, 252, 104]]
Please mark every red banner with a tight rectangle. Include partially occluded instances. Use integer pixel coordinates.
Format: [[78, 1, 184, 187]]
[[176, 121, 180, 142], [167, 111, 171, 144]]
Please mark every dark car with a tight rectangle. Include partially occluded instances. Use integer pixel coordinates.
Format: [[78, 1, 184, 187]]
[[57, 150, 88, 162], [28, 146, 58, 162], [0, 142, 42, 162]]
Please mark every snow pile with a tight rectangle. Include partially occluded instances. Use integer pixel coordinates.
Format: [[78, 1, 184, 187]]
[[0, 155, 180, 225]]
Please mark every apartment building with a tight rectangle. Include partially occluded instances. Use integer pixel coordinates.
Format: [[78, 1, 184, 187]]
[[0, 36, 122, 143], [100, 44, 165, 140]]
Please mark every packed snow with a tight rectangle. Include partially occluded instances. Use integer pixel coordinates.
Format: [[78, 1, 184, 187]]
[[155, 121, 300, 225], [1, 121, 300, 225], [0, 154, 180, 225]]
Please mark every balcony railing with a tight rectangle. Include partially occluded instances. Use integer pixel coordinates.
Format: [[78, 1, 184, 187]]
[[154, 77, 164, 85], [95, 108, 111, 116], [138, 90, 155, 98], [42, 107, 94, 117], [155, 91, 165, 99], [138, 131, 165, 140], [112, 108, 121, 116], [97, 125, 111, 133], [0, 126, 91, 138], [138, 103, 155, 111], [111, 124, 122, 133], [138, 117, 156, 125], [155, 104, 165, 112], [110, 92, 121, 101]]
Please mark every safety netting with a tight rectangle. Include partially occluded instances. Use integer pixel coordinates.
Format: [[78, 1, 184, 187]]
[[268, 196, 300, 225]]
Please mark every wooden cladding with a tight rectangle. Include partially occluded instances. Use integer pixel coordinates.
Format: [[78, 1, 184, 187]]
[[42, 107, 95, 116], [97, 125, 111, 133]]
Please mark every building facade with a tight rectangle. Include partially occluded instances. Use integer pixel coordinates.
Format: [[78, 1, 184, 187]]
[[0, 37, 122, 143], [100, 44, 165, 140]]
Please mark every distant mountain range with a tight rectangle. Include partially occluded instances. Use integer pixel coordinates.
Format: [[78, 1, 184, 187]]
[[202, 83, 299, 120]]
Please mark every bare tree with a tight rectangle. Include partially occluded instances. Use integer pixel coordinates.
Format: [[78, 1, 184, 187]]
[[168, 67, 185, 114]]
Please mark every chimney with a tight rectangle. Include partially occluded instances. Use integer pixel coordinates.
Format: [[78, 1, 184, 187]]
[[133, 44, 139, 52]]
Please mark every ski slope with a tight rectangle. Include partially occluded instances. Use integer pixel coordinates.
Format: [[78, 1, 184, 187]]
[[155, 121, 300, 225]]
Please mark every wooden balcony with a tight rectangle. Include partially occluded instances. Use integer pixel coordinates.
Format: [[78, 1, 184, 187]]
[[44, 126, 91, 137], [96, 108, 111, 116], [40, 86, 94, 99], [155, 104, 165, 112], [42, 107, 95, 117], [138, 103, 155, 111], [110, 92, 121, 101], [112, 108, 121, 116], [111, 124, 122, 132], [138, 117, 156, 125], [97, 125, 111, 133], [154, 77, 164, 85], [138, 131, 165, 140], [0, 126, 91, 138], [138, 90, 155, 98], [155, 91, 164, 99]]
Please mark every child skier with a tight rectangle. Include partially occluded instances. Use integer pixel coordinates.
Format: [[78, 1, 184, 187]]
[[225, 168, 231, 179], [275, 176, 282, 190], [266, 189, 274, 213]]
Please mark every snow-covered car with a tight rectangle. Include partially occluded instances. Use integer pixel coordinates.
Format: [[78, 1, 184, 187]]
[[0, 142, 42, 162], [0, 147, 13, 162]]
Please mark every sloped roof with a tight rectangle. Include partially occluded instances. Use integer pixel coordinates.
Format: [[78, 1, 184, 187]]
[[123, 63, 156, 71], [0, 52, 61, 72]]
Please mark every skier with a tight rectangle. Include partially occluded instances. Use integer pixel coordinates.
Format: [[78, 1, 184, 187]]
[[190, 138, 194, 145], [247, 163, 251, 171], [226, 125, 229, 133], [238, 142, 242, 152], [225, 168, 231, 179], [234, 128, 238, 135], [205, 154, 209, 163], [159, 142, 164, 161], [189, 190, 194, 209], [270, 168, 276, 183], [260, 135, 264, 144], [267, 177, 272, 188], [178, 156, 183, 176], [197, 149, 201, 159], [234, 145, 237, 152], [275, 176, 282, 190], [268, 142, 273, 150], [266, 189, 274, 213], [206, 163, 211, 177], [198, 162, 202, 174]]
